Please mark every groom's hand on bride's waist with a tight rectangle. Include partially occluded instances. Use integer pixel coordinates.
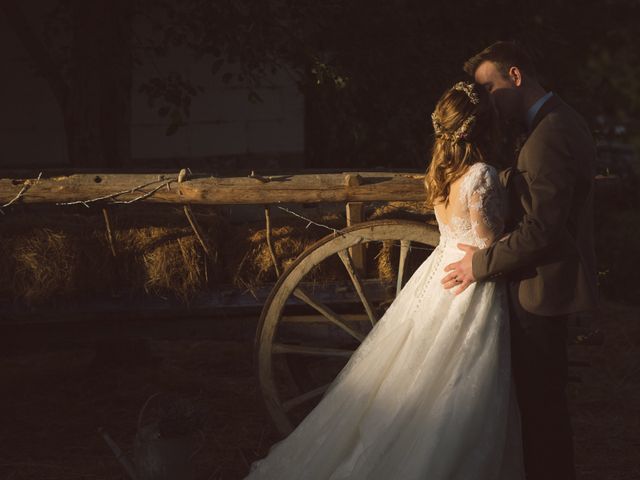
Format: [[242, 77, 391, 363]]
[[441, 244, 478, 295]]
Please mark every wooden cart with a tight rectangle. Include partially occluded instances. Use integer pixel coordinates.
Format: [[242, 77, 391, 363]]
[[0, 169, 612, 436]]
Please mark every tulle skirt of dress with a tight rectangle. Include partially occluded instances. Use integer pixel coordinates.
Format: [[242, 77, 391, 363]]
[[244, 240, 525, 480]]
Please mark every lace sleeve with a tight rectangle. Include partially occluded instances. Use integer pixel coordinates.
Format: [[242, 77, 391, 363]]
[[462, 163, 506, 248]]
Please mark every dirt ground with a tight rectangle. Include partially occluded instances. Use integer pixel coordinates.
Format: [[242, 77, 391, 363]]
[[0, 299, 638, 480]]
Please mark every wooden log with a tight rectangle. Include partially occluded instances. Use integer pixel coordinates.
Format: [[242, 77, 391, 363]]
[[0, 170, 619, 208], [0, 170, 428, 206]]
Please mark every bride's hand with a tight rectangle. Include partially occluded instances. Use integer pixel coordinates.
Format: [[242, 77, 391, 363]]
[[441, 243, 478, 295]]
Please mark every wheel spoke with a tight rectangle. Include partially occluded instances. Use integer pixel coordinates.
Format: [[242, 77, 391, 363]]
[[273, 342, 355, 357], [293, 287, 366, 342], [338, 249, 378, 326], [282, 383, 331, 412], [281, 313, 368, 324], [396, 239, 410, 297]]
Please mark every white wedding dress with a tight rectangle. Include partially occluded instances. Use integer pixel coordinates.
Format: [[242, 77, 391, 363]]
[[245, 162, 525, 479]]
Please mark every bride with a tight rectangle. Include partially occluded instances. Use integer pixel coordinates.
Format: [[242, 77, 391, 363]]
[[244, 82, 525, 479]]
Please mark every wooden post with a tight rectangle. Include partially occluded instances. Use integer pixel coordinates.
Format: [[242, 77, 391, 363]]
[[344, 174, 365, 274]]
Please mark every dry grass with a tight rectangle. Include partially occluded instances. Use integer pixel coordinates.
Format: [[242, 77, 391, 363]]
[[232, 212, 347, 291], [0, 208, 356, 306], [367, 201, 436, 283], [2, 206, 396, 306], [0, 208, 221, 305], [12, 229, 81, 304]]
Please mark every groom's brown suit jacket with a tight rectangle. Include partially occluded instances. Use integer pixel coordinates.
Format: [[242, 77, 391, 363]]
[[472, 94, 599, 316]]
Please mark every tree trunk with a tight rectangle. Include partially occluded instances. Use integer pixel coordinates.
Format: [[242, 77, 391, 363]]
[[2, 0, 133, 168], [66, 0, 132, 168]]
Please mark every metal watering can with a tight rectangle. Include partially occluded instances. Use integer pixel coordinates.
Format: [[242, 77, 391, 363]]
[[100, 393, 204, 480]]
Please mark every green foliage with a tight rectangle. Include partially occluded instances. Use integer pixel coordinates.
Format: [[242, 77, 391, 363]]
[[136, 71, 198, 136]]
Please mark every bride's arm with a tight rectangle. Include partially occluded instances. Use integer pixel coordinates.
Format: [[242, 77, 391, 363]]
[[467, 174, 506, 249]]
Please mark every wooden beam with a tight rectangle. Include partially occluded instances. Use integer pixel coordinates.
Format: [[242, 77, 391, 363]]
[[0, 171, 618, 208], [0, 171, 429, 206]]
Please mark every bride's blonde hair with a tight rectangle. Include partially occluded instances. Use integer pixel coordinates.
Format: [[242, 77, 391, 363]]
[[424, 82, 498, 207]]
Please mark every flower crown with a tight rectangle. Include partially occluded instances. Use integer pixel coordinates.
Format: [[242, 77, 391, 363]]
[[431, 82, 479, 142], [452, 81, 480, 104]]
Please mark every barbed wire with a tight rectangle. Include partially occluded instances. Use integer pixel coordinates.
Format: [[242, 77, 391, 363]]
[[0, 172, 42, 214], [55, 177, 178, 207], [275, 205, 438, 252]]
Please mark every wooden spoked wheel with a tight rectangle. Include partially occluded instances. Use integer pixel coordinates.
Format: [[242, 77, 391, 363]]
[[255, 219, 440, 435]]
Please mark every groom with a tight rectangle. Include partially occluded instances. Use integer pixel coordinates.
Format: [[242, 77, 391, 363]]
[[442, 41, 598, 479]]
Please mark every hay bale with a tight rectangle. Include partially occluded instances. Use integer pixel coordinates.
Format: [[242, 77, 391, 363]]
[[0, 207, 228, 306], [106, 207, 228, 303], [232, 213, 347, 290], [0, 201, 437, 306], [0, 213, 114, 306], [12, 228, 82, 304], [367, 200, 434, 223], [374, 240, 397, 284], [367, 201, 436, 282], [122, 226, 207, 304]]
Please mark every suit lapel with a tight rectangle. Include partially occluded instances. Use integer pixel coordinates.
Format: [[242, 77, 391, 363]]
[[513, 93, 564, 171], [501, 128, 527, 189], [529, 93, 563, 132], [501, 95, 563, 192]]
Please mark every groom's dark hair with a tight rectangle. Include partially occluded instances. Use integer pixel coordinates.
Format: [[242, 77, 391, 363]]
[[464, 41, 538, 80]]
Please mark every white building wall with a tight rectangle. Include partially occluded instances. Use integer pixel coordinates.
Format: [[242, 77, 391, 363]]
[[131, 52, 304, 162]]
